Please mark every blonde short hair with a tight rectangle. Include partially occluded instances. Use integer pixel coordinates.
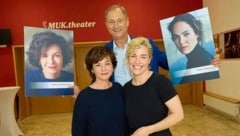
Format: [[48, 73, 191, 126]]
[[126, 37, 152, 59], [104, 4, 128, 21]]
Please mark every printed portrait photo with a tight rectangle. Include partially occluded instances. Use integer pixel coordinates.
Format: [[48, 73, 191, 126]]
[[24, 26, 74, 96], [160, 8, 220, 85]]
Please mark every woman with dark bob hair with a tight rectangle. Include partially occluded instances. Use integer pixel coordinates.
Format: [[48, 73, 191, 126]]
[[72, 46, 127, 136], [25, 31, 74, 96]]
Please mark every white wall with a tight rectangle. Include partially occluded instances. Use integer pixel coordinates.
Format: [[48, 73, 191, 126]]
[[206, 60, 240, 100], [203, 0, 240, 34], [204, 1, 240, 114], [204, 0, 240, 100]]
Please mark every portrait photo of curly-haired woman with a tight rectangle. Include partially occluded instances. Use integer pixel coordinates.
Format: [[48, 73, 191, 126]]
[[24, 27, 74, 96]]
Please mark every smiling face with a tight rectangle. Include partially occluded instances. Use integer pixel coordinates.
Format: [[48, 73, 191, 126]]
[[105, 7, 129, 41], [172, 21, 199, 54], [127, 45, 151, 77], [91, 56, 114, 82], [40, 44, 63, 79]]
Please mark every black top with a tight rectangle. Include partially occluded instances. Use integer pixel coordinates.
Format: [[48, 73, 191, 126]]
[[181, 45, 219, 84], [72, 82, 127, 136], [123, 72, 177, 136], [186, 44, 213, 68]]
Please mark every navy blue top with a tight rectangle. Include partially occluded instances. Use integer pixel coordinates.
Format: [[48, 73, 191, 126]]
[[25, 69, 73, 96], [105, 37, 168, 82], [72, 82, 127, 136]]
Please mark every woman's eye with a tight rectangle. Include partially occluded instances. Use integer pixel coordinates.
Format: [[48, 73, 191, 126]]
[[106, 62, 111, 65], [130, 55, 136, 58], [41, 54, 47, 58], [183, 32, 190, 37], [173, 35, 179, 41], [54, 54, 61, 58]]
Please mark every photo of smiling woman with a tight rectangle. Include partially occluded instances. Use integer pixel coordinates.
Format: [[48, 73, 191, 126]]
[[24, 27, 74, 96], [160, 8, 220, 85]]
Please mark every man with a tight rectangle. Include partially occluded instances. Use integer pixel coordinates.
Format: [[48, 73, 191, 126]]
[[104, 4, 168, 86]]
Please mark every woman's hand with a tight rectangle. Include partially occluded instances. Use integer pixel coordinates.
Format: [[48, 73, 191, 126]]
[[131, 126, 151, 136]]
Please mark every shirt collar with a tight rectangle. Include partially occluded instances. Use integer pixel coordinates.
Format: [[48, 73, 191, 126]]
[[113, 35, 131, 50]]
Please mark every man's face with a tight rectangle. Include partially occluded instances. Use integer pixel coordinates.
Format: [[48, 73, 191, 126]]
[[105, 8, 129, 40]]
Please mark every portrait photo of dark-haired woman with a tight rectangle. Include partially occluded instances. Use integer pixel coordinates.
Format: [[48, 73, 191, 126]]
[[24, 27, 74, 96], [160, 8, 219, 85]]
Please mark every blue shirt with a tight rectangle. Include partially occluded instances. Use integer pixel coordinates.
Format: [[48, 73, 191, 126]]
[[113, 35, 132, 86]]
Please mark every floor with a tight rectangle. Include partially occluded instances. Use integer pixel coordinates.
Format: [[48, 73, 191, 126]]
[[18, 104, 240, 136]]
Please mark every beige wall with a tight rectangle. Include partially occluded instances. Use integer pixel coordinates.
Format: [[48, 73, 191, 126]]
[[203, 0, 240, 34]]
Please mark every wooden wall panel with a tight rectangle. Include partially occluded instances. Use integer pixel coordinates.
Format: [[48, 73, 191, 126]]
[[13, 46, 30, 119]]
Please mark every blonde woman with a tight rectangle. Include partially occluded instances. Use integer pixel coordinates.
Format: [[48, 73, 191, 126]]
[[124, 37, 184, 136]]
